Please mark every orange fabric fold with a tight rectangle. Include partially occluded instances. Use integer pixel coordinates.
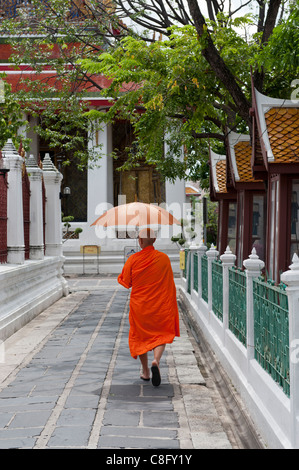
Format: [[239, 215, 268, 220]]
[[118, 246, 180, 359]]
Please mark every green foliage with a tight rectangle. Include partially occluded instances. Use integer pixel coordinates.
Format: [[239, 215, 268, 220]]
[[3, 0, 297, 187], [0, 77, 30, 150], [253, 2, 299, 98], [206, 199, 218, 247], [79, 18, 267, 185]]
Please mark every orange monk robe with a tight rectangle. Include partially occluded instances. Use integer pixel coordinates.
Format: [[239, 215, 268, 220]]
[[118, 245, 180, 359]]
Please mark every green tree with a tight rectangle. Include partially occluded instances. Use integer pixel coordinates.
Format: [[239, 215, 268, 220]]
[[78, 1, 296, 185], [0, 77, 30, 150], [254, 2, 299, 98]]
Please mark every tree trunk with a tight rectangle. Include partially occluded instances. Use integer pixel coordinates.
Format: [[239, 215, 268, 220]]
[[187, 0, 252, 131]]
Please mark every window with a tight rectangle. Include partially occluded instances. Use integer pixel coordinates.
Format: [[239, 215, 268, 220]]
[[291, 180, 299, 261], [252, 194, 266, 262], [269, 179, 279, 280], [227, 202, 237, 254], [237, 192, 244, 267]]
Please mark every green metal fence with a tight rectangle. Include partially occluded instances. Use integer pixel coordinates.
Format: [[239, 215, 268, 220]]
[[253, 278, 290, 397], [228, 267, 247, 346], [212, 259, 223, 321], [182, 245, 291, 400], [201, 254, 208, 303]]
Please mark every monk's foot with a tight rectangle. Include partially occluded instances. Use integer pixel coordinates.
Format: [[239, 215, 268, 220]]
[[140, 368, 150, 381], [151, 360, 161, 387]]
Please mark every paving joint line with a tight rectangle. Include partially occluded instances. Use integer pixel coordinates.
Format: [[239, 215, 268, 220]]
[[33, 288, 119, 449], [87, 295, 130, 449], [167, 345, 193, 449], [0, 292, 89, 391]]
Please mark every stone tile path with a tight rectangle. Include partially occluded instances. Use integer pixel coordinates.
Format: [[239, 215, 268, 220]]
[[0, 278, 264, 449]]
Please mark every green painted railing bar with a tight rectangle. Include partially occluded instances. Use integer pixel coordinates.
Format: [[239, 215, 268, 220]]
[[228, 267, 247, 346], [212, 259, 223, 321], [253, 278, 290, 397], [193, 253, 198, 292], [184, 249, 191, 294], [183, 249, 188, 279], [201, 255, 208, 303]]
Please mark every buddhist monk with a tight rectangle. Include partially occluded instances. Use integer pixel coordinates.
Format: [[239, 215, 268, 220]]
[[117, 228, 180, 386]]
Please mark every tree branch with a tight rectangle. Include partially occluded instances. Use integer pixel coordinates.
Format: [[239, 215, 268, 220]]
[[254, 0, 282, 91], [192, 131, 225, 141], [186, 0, 251, 130]]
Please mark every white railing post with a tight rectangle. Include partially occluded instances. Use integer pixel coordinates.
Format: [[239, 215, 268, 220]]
[[42, 153, 63, 257], [2, 139, 25, 264], [243, 248, 264, 363], [207, 244, 219, 313], [26, 154, 44, 260], [220, 246, 236, 345], [281, 254, 299, 449]]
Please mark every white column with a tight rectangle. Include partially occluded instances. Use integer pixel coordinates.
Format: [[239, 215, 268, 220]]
[[281, 254, 299, 448], [164, 139, 185, 222], [2, 139, 25, 264], [26, 154, 44, 260], [88, 122, 113, 225], [220, 246, 236, 345], [42, 153, 63, 257], [26, 115, 39, 158], [243, 248, 264, 362], [206, 244, 219, 313]]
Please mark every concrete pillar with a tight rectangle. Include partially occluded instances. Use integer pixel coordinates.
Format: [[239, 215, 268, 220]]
[[220, 246, 236, 345], [2, 139, 25, 264], [164, 139, 185, 222], [42, 153, 63, 257], [281, 254, 299, 448], [88, 122, 113, 224], [26, 154, 44, 260], [26, 115, 39, 158], [243, 248, 264, 361]]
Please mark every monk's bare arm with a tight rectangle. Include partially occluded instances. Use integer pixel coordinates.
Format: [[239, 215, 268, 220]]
[[117, 256, 133, 289]]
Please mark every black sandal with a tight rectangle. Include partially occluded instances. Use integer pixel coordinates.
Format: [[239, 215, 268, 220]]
[[151, 364, 161, 387], [140, 375, 150, 381]]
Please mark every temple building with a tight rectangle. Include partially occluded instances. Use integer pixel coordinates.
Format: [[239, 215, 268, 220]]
[[210, 86, 299, 283]]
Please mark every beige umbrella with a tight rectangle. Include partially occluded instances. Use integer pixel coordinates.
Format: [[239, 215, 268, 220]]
[[91, 202, 180, 228]]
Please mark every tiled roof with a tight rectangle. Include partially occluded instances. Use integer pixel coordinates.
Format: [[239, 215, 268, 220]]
[[215, 160, 227, 193], [185, 187, 198, 194], [234, 140, 256, 182], [265, 107, 299, 163]]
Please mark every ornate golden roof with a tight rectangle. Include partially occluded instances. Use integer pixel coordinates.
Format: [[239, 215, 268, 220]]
[[185, 187, 198, 194], [215, 160, 227, 193], [265, 107, 299, 163], [234, 141, 256, 182]]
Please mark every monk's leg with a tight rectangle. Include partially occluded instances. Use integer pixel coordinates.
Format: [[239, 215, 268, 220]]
[[139, 352, 150, 380], [152, 344, 165, 367], [151, 345, 165, 386]]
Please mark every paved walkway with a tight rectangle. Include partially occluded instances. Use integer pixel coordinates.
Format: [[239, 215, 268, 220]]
[[0, 277, 264, 450]]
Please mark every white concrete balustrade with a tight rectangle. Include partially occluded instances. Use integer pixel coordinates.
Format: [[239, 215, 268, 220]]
[[0, 140, 68, 342], [179, 244, 299, 449]]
